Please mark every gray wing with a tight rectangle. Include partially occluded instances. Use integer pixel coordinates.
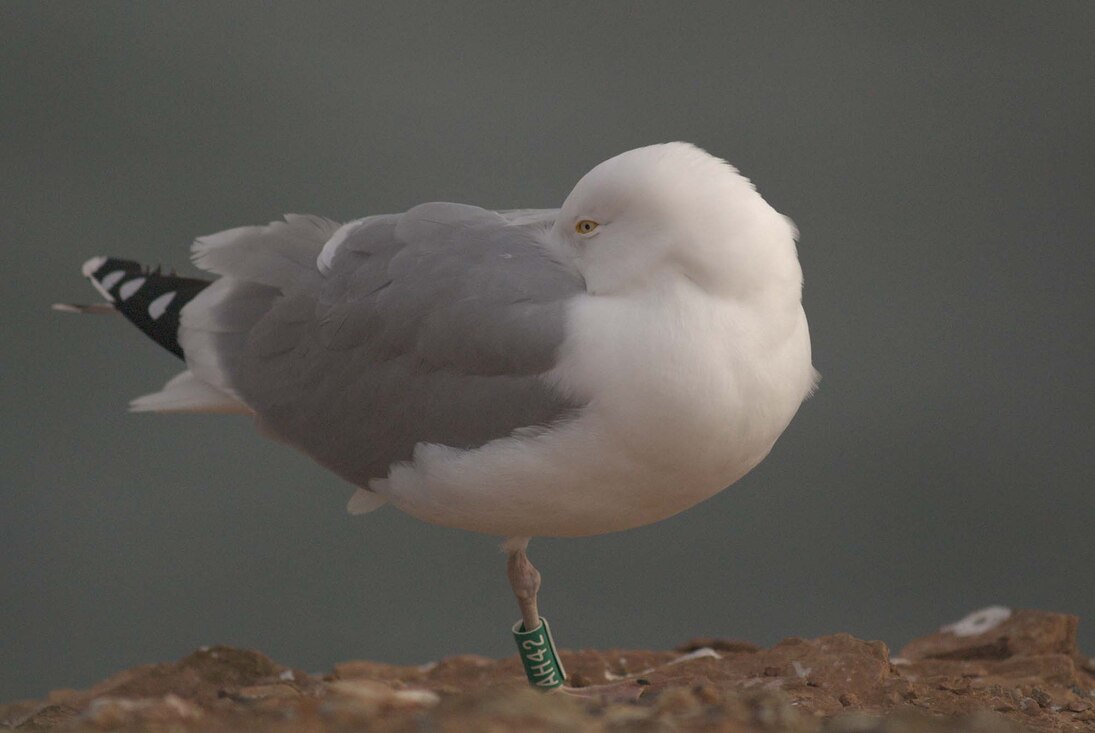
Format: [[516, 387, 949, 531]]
[[219, 203, 584, 487]]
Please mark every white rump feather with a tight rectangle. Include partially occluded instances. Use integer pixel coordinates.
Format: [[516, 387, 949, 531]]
[[130, 370, 250, 414], [347, 487, 388, 514]]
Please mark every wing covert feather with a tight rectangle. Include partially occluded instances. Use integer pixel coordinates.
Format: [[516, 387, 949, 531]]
[[227, 203, 585, 487]]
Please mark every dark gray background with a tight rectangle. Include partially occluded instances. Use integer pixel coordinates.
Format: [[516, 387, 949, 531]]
[[2, 2, 1092, 704]]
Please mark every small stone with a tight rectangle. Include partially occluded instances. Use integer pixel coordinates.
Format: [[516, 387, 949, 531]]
[[234, 683, 301, 700], [1018, 696, 1040, 715], [938, 677, 971, 694], [781, 678, 807, 692], [838, 692, 860, 707], [567, 672, 593, 688], [1029, 687, 1052, 708], [326, 679, 439, 709], [1068, 699, 1092, 712], [763, 666, 781, 677], [692, 682, 720, 706], [655, 686, 700, 715]]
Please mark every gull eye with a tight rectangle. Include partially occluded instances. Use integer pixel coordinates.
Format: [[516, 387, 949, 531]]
[[575, 219, 599, 235]]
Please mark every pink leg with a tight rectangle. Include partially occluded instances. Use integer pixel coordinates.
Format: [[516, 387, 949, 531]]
[[506, 542, 542, 633], [504, 540, 646, 701]]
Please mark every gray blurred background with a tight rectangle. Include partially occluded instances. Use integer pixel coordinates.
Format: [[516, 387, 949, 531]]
[[2, 2, 1092, 704]]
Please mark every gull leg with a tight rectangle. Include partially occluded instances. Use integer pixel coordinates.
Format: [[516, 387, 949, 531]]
[[503, 539, 645, 700], [505, 538, 541, 632]]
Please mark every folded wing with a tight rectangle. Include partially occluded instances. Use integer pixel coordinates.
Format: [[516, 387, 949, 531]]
[[176, 203, 585, 491]]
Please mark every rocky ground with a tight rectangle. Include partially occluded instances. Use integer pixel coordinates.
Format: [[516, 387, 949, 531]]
[[3, 608, 1093, 732]]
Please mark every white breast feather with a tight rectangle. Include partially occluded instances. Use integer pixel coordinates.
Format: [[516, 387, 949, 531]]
[[379, 276, 815, 537]]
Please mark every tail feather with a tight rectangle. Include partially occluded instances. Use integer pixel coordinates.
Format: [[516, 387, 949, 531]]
[[82, 256, 211, 359], [51, 302, 118, 315]]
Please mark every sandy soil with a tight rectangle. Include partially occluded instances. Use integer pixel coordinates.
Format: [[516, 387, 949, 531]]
[[3, 608, 1093, 732]]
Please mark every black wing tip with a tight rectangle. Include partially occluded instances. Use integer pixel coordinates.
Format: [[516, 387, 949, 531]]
[[79, 255, 211, 361], [82, 255, 142, 276]]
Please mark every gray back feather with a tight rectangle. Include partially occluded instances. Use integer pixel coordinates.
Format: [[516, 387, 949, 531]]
[[188, 204, 585, 487]]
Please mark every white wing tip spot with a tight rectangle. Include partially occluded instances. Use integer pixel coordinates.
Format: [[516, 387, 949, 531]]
[[84, 262, 124, 303], [148, 291, 177, 320], [82, 256, 107, 277], [99, 270, 125, 291], [118, 277, 146, 301]]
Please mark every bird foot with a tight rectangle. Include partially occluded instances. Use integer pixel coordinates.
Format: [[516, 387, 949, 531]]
[[557, 680, 648, 701]]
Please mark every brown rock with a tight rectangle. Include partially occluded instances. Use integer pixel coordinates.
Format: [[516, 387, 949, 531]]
[[229, 683, 302, 701], [675, 638, 761, 654], [691, 679, 721, 705], [326, 679, 440, 710], [744, 634, 893, 699], [0, 699, 41, 729], [66, 645, 304, 709], [5, 610, 1095, 732], [994, 653, 1081, 686], [937, 677, 972, 695], [1029, 686, 1053, 708], [330, 659, 422, 682], [901, 607, 1078, 661], [654, 685, 702, 715], [1018, 696, 1040, 715], [8, 703, 79, 729], [82, 694, 203, 727], [566, 671, 594, 688]]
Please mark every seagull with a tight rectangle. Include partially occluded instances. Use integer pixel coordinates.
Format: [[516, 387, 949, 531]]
[[58, 142, 817, 690]]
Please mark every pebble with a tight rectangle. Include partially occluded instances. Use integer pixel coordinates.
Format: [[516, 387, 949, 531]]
[[1018, 697, 1040, 715], [1030, 687, 1053, 708]]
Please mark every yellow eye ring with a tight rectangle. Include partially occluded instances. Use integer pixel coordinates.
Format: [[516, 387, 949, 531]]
[[575, 219, 599, 235]]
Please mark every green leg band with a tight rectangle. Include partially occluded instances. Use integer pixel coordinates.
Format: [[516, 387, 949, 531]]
[[512, 617, 566, 690]]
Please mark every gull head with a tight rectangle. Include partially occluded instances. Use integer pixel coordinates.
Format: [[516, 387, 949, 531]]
[[554, 142, 802, 300]]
